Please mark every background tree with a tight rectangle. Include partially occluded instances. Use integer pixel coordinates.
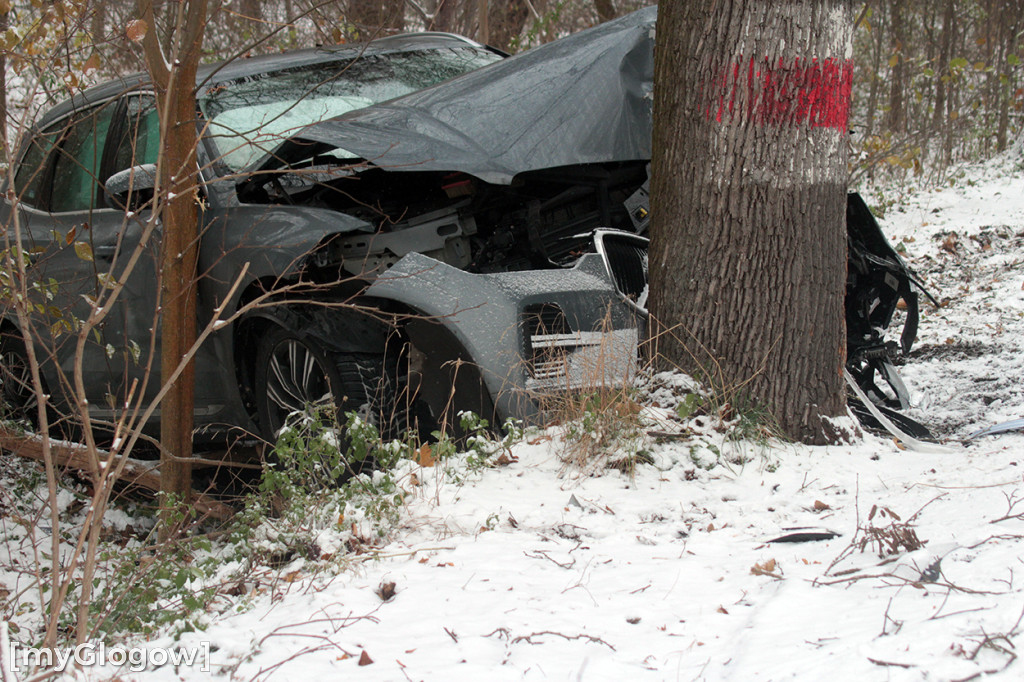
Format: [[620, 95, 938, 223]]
[[648, 0, 853, 444], [851, 0, 1024, 184]]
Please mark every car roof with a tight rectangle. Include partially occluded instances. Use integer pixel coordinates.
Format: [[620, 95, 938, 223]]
[[31, 32, 494, 130]]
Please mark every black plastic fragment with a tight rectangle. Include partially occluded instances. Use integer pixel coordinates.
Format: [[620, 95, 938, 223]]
[[767, 528, 841, 544], [848, 397, 934, 441]]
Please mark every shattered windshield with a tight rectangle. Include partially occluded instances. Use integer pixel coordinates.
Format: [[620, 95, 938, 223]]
[[199, 47, 501, 172]]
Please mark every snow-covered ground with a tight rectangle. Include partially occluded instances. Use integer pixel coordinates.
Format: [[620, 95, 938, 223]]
[[4, 151, 1024, 681]]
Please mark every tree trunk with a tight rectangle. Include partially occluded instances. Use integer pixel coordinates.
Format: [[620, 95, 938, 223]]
[[348, 0, 405, 35], [478, 0, 489, 44], [933, 0, 954, 137], [488, 0, 530, 52], [995, 1, 1020, 151], [594, 0, 616, 24], [137, 0, 208, 536], [864, 1, 885, 139], [432, 0, 457, 32], [649, 0, 852, 444], [0, 8, 7, 166], [886, 0, 905, 133]]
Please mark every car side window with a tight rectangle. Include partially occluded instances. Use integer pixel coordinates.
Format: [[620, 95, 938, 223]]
[[48, 104, 116, 213], [110, 96, 160, 174], [12, 131, 59, 208]]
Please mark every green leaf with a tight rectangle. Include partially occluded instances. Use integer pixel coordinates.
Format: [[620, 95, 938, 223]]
[[73, 241, 93, 262], [1008, 54, 1020, 66], [950, 57, 969, 70], [676, 393, 705, 420]]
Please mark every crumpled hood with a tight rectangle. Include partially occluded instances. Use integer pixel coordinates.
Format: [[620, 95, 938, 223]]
[[284, 7, 656, 185]]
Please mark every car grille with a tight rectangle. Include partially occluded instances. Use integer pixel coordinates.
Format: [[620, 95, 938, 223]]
[[520, 302, 638, 389], [522, 303, 571, 380], [595, 231, 648, 310]]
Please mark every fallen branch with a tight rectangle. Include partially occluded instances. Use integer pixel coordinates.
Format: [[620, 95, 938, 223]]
[[511, 630, 616, 650], [990, 490, 1024, 524], [0, 427, 233, 520], [867, 657, 915, 668]]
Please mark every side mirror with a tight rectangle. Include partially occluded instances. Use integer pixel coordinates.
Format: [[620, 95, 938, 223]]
[[103, 164, 157, 211]]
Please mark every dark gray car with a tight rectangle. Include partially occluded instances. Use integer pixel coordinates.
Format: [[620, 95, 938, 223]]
[[0, 7, 923, 446], [0, 26, 650, 445]]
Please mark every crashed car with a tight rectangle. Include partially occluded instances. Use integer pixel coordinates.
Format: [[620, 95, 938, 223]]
[[0, 6, 923, 446]]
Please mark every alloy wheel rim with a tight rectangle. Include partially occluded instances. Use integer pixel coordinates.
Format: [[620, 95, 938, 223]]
[[264, 338, 332, 431]]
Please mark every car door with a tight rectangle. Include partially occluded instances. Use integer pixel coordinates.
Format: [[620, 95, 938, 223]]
[[5, 97, 162, 415], [97, 94, 165, 417]]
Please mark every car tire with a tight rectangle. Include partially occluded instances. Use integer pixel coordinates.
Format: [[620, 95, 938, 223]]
[[253, 325, 385, 442], [0, 330, 38, 425]]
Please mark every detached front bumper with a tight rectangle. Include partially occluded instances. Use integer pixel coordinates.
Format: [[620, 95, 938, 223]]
[[365, 232, 648, 423]]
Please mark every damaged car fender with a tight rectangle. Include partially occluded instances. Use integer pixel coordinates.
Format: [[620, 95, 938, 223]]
[[366, 250, 643, 425]]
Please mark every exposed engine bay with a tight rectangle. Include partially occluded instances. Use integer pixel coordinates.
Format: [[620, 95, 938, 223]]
[[242, 159, 651, 278]]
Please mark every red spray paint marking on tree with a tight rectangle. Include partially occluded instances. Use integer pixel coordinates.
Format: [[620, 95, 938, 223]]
[[706, 56, 853, 130]]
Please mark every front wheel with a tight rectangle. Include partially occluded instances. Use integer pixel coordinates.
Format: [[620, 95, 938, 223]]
[[253, 326, 382, 441]]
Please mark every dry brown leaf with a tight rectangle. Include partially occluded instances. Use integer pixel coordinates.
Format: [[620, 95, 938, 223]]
[[358, 650, 374, 666], [717, 605, 729, 614], [126, 19, 148, 43], [940, 233, 959, 253], [283, 571, 301, 583], [495, 452, 516, 466], [376, 581, 396, 601], [417, 443, 434, 467], [813, 500, 831, 511], [82, 53, 101, 74], [751, 559, 779, 576]]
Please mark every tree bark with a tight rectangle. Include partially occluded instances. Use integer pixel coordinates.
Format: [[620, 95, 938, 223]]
[[994, 0, 1020, 151], [594, 0, 616, 24], [0, 7, 7, 166], [348, 0, 405, 35], [864, 1, 885, 139], [932, 0, 954, 137], [431, 0, 456, 32], [488, 0, 530, 51], [649, 0, 852, 444], [886, 0, 905, 133], [478, 0, 489, 44], [137, 0, 208, 535]]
